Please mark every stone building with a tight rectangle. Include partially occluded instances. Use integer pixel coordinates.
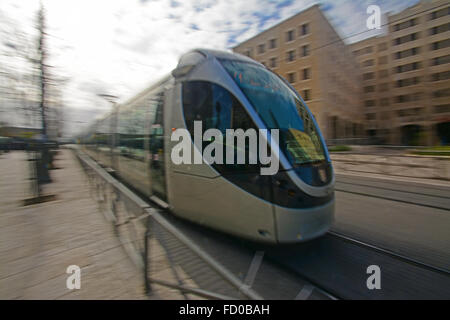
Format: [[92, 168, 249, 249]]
[[233, 4, 364, 143], [350, 0, 449, 145]]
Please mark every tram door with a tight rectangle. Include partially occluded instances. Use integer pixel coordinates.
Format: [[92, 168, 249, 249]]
[[149, 91, 167, 201]]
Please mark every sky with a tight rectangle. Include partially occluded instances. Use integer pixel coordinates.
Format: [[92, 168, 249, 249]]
[[0, 0, 419, 136]]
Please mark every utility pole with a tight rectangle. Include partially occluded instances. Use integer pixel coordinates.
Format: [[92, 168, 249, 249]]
[[37, 2, 47, 139], [32, 1, 52, 189]]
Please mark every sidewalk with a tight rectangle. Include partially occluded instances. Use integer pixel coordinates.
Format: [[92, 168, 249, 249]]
[[0, 150, 152, 299], [331, 152, 450, 181]]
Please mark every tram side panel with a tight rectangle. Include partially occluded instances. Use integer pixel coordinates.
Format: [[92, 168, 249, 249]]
[[165, 81, 277, 243], [115, 99, 152, 197]]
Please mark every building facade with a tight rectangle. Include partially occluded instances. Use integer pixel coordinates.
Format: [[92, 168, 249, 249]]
[[234, 0, 450, 146], [350, 0, 450, 145], [233, 4, 364, 143]]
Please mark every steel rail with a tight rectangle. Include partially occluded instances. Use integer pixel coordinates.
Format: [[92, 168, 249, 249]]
[[147, 278, 238, 300], [336, 180, 450, 200], [334, 188, 450, 211], [328, 231, 450, 276]]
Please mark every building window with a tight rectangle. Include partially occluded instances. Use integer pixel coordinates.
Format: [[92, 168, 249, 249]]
[[286, 30, 295, 42], [364, 85, 375, 93], [301, 44, 310, 57], [395, 62, 421, 74], [378, 56, 388, 65], [363, 72, 375, 80], [378, 69, 389, 78], [362, 59, 374, 67], [395, 92, 422, 103], [353, 46, 373, 56], [429, 7, 450, 21], [257, 44, 265, 54], [302, 89, 311, 101], [365, 100, 376, 107], [397, 77, 420, 88], [393, 32, 419, 46], [433, 88, 450, 98], [431, 71, 450, 82], [286, 50, 296, 62], [394, 47, 420, 60], [380, 98, 389, 106], [269, 38, 277, 49], [378, 83, 389, 92], [244, 49, 252, 58], [287, 72, 296, 84], [434, 104, 450, 114], [430, 23, 450, 35], [378, 43, 388, 52], [397, 108, 423, 117], [392, 18, 418, 32], [300, 23, 309, 36], [302, 68, 311, 80], [431, 39, 450, 51], [366, 113, 376, 120], [270, 57, 277, 68], [430, 54, 450, 66]]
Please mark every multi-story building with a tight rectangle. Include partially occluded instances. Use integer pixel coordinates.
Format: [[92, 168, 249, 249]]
[[350, 35, 392, 143], [350, 0, 450, 145], [233, 4, 364, 143]]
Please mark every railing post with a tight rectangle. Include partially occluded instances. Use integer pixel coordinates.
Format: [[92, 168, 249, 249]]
[[144, 215, 152, 296], [74, 149, 263, 300]]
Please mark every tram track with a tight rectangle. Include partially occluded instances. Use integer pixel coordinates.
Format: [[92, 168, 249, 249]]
[[113, 188, 450, 299], [157, 207, 450, 299], [335, 187, 449, 211], [327, 231, 450, 276], [260, 232, 450, 299], [334, 180, 450, 211], [336, 177, 450, 198], [78, 150, 450, 299]]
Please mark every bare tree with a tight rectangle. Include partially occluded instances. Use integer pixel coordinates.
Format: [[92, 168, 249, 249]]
[[37, 2, 48, 138], [0, 2, 66, 136]]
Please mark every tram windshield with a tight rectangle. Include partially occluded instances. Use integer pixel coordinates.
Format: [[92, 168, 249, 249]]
[[219, 59, 327, 167]]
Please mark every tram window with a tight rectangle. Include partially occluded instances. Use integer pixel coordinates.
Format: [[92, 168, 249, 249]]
[[150, 91, 165, 152], [117, 102, 147, 161], [219, 58, 327, 167], [95, 116, 111, 148], [182, 81, 233, 135], [182, 81, 259, 134], [182, 81, 261, 172]]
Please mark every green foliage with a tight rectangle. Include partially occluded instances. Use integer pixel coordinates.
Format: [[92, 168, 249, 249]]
[[328, 145, 352, 152], [411, 146, 450, 157]]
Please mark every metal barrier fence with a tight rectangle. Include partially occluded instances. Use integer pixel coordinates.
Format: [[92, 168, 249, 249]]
[[75, 150, 262, 300]]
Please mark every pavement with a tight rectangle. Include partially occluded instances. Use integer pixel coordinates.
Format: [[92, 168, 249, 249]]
[[331, 151, 450, 180], [333, 172, 450, 271], [1, 149, 448, 299], [0, 150, 184, 299]]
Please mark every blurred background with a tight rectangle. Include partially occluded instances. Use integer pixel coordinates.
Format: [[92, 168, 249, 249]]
[[1, 0, 448, 149], [0, 0, 449, 300]]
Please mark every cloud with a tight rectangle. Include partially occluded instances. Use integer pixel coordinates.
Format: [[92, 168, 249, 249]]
[[1, 0, 420, 136]]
